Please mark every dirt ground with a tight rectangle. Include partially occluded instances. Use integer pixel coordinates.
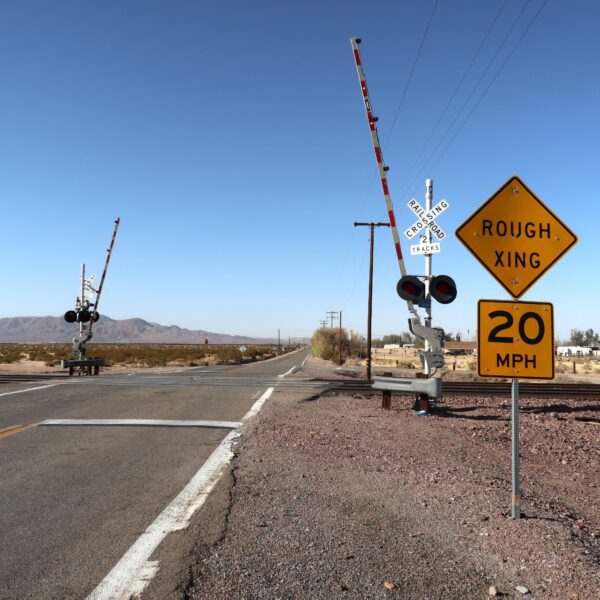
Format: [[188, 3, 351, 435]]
[[175, 355, 599, 599]]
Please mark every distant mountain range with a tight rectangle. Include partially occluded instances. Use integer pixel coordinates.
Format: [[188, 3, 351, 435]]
[[0, 316, 278, 345]]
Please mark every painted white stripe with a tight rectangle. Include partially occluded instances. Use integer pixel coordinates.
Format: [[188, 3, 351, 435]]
[[277, 366, 297, 379], [86, 429, 239, 600], [86, 386, 275, 600], [242, 387, 273, 421], [124, 560, 159, 598], [40, 419, 241, 429], [0, 383, 58, 397], [301, 354, 309, 367]]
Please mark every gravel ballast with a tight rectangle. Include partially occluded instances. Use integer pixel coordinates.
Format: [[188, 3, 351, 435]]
[[163, 359, 600, 599]]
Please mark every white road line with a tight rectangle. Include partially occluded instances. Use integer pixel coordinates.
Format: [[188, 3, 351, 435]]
[[86, 386, 275, 600], [86, 429, 239, 600], [301, 354, 309, 367], [277, 366, 297, 379], [0, 383, 58, 397], [40, 419, 241, 429], [242, 387, 273, 421]]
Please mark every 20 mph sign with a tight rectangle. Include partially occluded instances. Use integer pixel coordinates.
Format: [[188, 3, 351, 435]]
[[478, 300, 554, 379]]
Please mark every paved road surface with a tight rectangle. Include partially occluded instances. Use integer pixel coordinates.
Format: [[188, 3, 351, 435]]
[[0, 349, 317, 599]]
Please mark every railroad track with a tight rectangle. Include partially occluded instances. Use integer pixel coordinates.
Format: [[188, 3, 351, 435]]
[[321, 379, 600, 399]]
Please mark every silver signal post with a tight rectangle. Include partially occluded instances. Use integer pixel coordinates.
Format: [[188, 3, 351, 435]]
[[424, 179, 433, 375]]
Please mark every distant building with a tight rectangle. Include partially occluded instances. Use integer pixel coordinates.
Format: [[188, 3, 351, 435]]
[[383, 344, 401, 350], [556, 346, 595, 357], [444, 341, 477, 355]]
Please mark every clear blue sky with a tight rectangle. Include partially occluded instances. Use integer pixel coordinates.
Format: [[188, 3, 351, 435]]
[[1, 1, 598, 341]]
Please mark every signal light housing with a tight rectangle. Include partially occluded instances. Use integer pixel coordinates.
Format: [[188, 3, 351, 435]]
[[397, 276, 426, 303], [77, 310, 91, 323], [397, 275, 457, 304], [430, 275, 457, 304], [64, 310, 77, 323]]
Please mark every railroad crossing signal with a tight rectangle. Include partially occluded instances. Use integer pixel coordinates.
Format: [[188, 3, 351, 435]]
[[478, 300, 554, 379], [456, 176, 577, 298], [397, 275, 457, 305]]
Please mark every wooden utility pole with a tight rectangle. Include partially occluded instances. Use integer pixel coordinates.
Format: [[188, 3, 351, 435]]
[[338, 310, 343, 365], [326, 311, 338, 329], [354, 222, 390, 380]]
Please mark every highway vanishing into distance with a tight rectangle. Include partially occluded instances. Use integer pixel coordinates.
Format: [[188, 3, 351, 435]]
[[0, 348, 318, 600]]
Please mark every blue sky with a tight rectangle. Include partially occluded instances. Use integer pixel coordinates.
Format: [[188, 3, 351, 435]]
[[0, 0, 598, 341]]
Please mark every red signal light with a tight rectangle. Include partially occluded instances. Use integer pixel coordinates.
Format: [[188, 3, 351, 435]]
[[397, 276, 425, 303], [430, 275, 457, 304]]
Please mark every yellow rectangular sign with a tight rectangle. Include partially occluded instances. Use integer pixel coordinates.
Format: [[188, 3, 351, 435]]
[[478, 300, 554, 379]]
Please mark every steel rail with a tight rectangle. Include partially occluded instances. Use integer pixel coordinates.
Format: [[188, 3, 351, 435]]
[[321, 379, 600, 399]]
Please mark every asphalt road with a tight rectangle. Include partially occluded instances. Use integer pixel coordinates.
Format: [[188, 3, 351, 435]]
[[0, 349, 315, 600]]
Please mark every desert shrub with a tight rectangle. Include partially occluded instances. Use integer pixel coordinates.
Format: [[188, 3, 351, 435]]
[[213, 347, 242, 364], [0, 343, 288, 368], [398, 361, 415, 369], [467, 361, 477, 371], [311, 328, 347, 364]]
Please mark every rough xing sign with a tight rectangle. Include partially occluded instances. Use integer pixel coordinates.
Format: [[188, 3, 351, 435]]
[[456, 176, 577, 298]]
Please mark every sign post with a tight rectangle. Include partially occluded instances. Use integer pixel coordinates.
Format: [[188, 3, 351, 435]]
[[457, 176, 577, 519], [512, 378, 520, 519]]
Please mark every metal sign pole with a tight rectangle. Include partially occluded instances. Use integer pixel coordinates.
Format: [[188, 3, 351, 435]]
[[79, 264, 85, 360], [512, 378, 521, 519], [423, 179, 433, 376]]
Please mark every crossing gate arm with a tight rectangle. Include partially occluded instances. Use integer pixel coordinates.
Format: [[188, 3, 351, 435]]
[[350, 37, 418, 318]]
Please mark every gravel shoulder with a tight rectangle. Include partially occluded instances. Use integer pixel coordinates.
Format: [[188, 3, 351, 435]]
[[149, 357, 599, 599]]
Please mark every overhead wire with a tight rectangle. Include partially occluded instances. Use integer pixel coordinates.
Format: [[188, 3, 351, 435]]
[[401, 0, 535, 197], [398, 0, 510, 195], [427, 0, 550, 173], [341, 230, 371, 312], [383, 0, 440, 150]]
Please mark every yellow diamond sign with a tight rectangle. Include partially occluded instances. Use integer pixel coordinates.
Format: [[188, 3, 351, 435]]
[[456, 176, 577, 298]]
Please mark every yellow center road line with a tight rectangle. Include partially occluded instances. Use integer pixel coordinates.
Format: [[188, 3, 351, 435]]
[[0, 423, 38, 440]]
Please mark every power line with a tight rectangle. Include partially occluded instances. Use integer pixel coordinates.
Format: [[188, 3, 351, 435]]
[[428, 0, 549, 173], [341, 236, 370, 311], [383, 0, 440, 150], [398, 0, 510, 194], [401, 0, 535, 196]]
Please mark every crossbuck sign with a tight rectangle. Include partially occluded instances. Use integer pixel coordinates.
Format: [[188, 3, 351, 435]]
[[404, 198, 449, 255]]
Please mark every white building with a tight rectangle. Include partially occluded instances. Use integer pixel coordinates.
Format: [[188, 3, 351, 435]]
[[556, 346, 594, 357]]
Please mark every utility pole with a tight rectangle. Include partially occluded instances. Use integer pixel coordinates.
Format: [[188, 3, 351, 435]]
[[354, 221, 390, 380], [326, 311, 338, 329], [320, 319, 328, 329], [338, 310, 343, 365]]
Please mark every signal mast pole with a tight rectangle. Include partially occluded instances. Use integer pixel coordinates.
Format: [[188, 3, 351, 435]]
[[424, 179, 433, 375], [350, 38, 417, 319]]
